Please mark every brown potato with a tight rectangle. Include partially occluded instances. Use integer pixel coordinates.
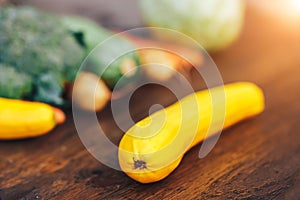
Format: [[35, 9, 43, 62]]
[[71, 72, 111, 112]]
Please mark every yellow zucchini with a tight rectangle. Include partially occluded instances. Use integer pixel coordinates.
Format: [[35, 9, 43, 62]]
[[0, 98, 60, 140], [118, 82, 265, 183]]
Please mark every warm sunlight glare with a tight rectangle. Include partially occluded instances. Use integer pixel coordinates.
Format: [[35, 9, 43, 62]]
[[271, 0, 300, 23], [290, 0, 300, 11]]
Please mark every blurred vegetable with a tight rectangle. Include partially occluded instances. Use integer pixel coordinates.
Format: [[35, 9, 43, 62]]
[[71, 72, 111, 112], [33, 72, 65, 105], [52, 106, 66, 125], [0, 6, 85, 105], [139, 0, 245, 51], [0, 97, 65, 140], [119, 82, 265, 183], [62, 15, 111, 54], [62, 15, 141, 90], [138, 49, 183, 81], [0, 64, 32, 99], [125, 34, 204, 81]]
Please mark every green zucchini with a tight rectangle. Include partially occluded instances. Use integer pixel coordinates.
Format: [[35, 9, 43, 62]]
[[62, 15, 140, 90]]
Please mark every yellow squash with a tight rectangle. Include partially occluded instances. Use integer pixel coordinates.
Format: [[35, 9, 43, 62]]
[[0, 98, 59, 140], [118, 82, 265, 183]]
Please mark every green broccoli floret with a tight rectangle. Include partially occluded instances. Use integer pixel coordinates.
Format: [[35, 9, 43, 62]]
[[0, 6, 85, 105], [0, 64, 32, 99]]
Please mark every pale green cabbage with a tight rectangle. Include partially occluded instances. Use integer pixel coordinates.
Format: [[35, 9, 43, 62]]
[[140, 0, 245, 51]]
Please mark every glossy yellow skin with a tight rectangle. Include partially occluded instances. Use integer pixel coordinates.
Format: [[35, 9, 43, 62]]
[[0, 98, 56, 140], [118, 82, 265, 183]]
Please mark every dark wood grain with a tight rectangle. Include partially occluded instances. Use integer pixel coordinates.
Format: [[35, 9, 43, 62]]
[[1, 2, 300, 200]]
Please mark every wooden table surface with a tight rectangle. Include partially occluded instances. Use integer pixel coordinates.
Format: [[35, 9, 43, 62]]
[[1, 2, 300, 200]]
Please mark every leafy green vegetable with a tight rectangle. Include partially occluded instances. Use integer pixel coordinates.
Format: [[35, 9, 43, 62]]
[[139, 0, 245, 51], [62, 15, 141, 89], [0, 6, 85, 105], [0, 64, 32, 99], [33, 72, 64, 105], [62, 15, 111, 53], [0, 6, 141, 104]]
